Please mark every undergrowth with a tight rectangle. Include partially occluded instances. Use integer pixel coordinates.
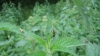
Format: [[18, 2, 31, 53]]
[[0, 0, 100, 56]]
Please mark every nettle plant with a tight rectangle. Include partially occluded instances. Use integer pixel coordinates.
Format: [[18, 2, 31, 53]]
[[20, 1, 88, 56], [0, 22, 85, 56], [0, 2, 22, 25]]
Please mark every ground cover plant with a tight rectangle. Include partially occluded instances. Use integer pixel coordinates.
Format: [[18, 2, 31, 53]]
[[0, 0, 100, 56]]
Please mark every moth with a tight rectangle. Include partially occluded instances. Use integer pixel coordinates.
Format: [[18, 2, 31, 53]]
[[52, 29, 55, 37], [19, 28, 23, 33], [85, 38, 88, 43]]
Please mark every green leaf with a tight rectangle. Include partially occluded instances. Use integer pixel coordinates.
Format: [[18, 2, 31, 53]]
[[31, 26, 39, 32], [15, 39, 27, 47], [86, 42, 100, 56], [28, 50, 46, 56], [72, 0, 84, 7], [51, 38, 85, 52], [0, 22, 21, 34], [23, 30, 46, 46]]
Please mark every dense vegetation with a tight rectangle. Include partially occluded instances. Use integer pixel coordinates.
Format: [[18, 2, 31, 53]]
[[0, 0, 100, 56]]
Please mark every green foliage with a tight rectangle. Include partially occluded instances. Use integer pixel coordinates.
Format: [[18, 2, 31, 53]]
[[0, 22, 84, 56], [86, 42, 100, 56], [0, 0, 100, 56], [0, 2, 22, 25], [28, 50, 46, 56], [52, 38, 84, 52], [0, 22, 21, 34]]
